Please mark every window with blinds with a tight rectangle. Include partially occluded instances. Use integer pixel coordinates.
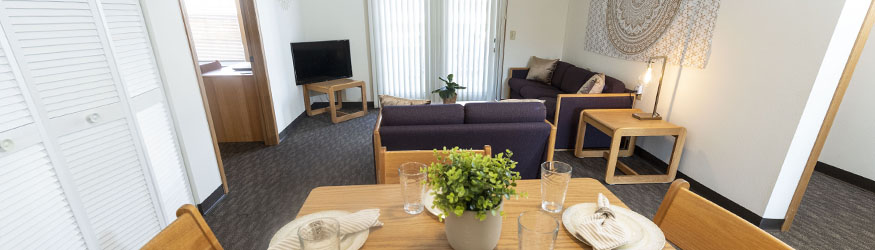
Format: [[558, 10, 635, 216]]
[[183, 0, 247, 62], [368, 0, 504, 102]]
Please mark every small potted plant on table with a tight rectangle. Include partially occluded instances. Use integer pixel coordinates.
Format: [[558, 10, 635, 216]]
[[432, 74, 466, 104], [427, 147, 522, 250]]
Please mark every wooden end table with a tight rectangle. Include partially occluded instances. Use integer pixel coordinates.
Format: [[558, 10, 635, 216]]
[[303, 79, 368, 124], [574, 109, 686, 185]]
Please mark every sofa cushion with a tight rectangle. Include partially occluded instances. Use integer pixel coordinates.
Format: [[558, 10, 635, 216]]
[[381, 104, 464, 126], [550, 61, 573, 89], [526, 56, 559, 83], [577, 73, 605, 94], [559, 66, 597, 93], [464, 102, 546, 124], [519, 84, 562, 99], [603, 75, 627, 93], [508, 78, 543, 93]]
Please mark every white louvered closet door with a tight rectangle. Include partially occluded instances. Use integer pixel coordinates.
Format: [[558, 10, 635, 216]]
[[0, 27, 90, 250], [0, 0, 194, 249], [98, 0, 194, 222]]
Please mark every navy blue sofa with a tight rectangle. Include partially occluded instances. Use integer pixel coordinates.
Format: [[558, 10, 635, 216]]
[[374, 102, 555, 180]]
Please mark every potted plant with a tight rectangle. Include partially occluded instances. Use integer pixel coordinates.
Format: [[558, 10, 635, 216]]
[[427, 147, 522, 250], [432, 74, 466, 104]]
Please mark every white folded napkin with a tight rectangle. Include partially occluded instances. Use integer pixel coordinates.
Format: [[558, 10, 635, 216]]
[[269, 209, 384, 250], [574, 194, 629, 250]]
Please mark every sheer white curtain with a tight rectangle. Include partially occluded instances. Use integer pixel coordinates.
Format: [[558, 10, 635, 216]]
[[368, 0, 504, 103]]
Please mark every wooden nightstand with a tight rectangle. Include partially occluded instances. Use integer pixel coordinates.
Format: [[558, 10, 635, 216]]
[[574, 109, 686, 184]]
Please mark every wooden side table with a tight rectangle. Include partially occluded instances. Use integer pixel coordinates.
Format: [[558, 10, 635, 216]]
[[574, 109, 686, 184], [303, 79, 368, 124]]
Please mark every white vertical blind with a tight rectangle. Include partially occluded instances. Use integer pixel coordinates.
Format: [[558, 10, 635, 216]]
[[369, 0, 502, 102], [369, 0, 430, 100]]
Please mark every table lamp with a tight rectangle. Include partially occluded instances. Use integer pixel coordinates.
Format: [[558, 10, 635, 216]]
[[633, 56, 667, 120]]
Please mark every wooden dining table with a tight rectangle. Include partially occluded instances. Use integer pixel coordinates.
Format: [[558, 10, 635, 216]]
[[295, 178, 674, 249]]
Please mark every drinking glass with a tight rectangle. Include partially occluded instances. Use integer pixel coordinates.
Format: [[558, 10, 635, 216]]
[[399, 162, 427, 214], [518, 210, 560, 250], [297, 218, 340, 250], [540, 161, 572, 213]]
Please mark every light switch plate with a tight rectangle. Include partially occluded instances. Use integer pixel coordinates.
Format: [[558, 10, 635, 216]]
[[510, 30, 516, 40]]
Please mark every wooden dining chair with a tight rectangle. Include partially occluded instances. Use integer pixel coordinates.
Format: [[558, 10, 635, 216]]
[[654, 180, 793, 250], [377, 145, 492, 184], [142, 204, 223, 250]]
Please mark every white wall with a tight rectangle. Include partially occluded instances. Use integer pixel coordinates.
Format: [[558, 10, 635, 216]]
[[140, 0, 223, 203], [820, 25, 875, 181], [254, 0, 307, 131], [562, 0, 850, 218], [298, 0, 373, 102], [501, 0, 569, 96]]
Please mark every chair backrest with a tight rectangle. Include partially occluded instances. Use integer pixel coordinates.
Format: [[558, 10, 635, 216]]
[[654, 180, 793, 250], [377, 145, 491, 184], [142, 204, 223, 250]]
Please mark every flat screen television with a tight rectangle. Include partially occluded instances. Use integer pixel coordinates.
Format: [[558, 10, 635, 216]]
[[290, 40, 352, 85]]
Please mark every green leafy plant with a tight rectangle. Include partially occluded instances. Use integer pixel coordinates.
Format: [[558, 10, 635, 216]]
[[426, 147, 522, 221], [432, 74, 466, 100]]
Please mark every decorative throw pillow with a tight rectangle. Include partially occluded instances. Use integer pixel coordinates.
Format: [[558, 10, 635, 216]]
[[578, 73, 606, 94], [379, 95, 431, 107], [499, 99, 546, 104], [525, 56, 559, 84]]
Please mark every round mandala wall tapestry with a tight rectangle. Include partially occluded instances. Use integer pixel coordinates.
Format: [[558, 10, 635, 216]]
[[605, 0, 682, 55]]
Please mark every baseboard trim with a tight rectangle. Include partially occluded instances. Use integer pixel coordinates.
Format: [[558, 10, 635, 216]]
[[197, 185, 226, 215], [634, 148, 784, 230], [815, 161, 875, 193]]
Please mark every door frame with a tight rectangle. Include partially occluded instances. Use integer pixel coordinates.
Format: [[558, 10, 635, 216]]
[[782, 0, 875, 231]]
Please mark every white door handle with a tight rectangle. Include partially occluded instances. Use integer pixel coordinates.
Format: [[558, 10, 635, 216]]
[[86, 113, 101, 123], [0, 139, 14, 152]]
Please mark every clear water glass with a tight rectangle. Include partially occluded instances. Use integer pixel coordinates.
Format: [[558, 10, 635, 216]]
[[399, 162, 427, 214], [541, 161, 572, 213], [518, 210, 560, 250], [297, 218, 340, 250]]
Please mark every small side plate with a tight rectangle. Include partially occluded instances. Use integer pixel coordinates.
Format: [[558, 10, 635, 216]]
[[561, 203, 666, 250]]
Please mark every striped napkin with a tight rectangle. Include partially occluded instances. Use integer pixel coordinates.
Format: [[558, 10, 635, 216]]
[[268, 209, 384, 250], [574, 194, 629, 250]]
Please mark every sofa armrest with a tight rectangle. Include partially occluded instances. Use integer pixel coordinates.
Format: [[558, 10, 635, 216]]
[[509, 67, 529, 79], [551, 93, 636, 149]]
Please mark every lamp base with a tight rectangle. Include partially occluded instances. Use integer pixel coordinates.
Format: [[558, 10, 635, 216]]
[[633, 113, 662, 120]]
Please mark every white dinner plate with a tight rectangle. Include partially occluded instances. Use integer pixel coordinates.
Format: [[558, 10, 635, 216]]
[[268, 210, 368, 250], [561, 203, 666, 250], [421, 188, 445, 221]]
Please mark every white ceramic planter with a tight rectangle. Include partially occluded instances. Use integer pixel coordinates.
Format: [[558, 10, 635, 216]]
[[443, 204, 503, 250]]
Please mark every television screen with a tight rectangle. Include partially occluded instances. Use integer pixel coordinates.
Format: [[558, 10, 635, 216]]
[[290, 40, 352, 85]]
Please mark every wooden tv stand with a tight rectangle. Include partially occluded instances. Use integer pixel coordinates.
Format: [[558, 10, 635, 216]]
[[302, 79, 368, 124]]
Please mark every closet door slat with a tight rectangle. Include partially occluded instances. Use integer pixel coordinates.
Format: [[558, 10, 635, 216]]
[[101, 0, 193, 221], [0, 0, 120, 118], [0, 40, 33, 133], [0, 144, 88, 250], [58, 118, 161, 249]]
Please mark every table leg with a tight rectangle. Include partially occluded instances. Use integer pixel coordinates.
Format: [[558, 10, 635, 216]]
[[620, 136, 637, 157], [336, 91, 343, 109], [303, 84, 314, 116], [574, 116, 588, 158], [328, 88, 339, 123], [360, 85, 368, 113], [665, 129, 687, 181], [604, 131, 624, 185]]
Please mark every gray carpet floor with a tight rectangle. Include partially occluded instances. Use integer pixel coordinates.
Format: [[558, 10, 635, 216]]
[[204, 109, 875, 250]]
